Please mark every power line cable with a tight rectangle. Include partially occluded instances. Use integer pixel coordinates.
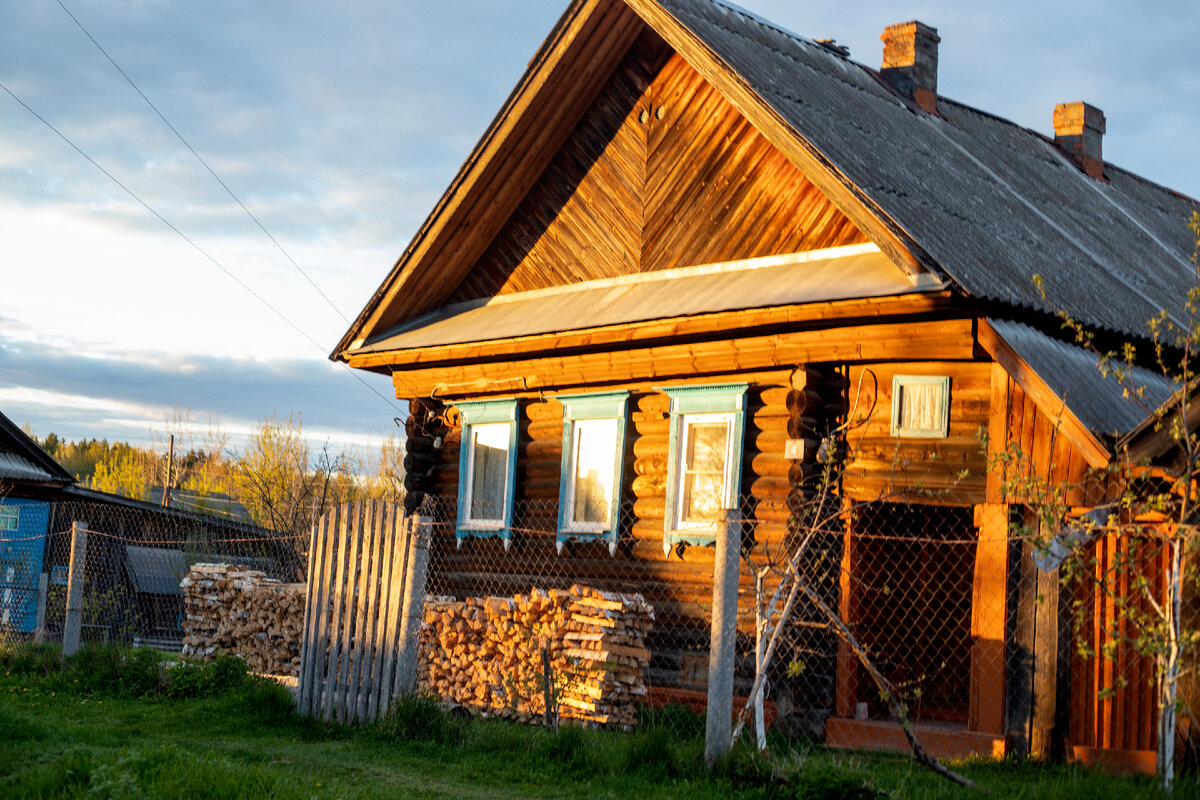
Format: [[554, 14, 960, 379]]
[[55, 0, 351, 326], [0, 79, 403, 415]]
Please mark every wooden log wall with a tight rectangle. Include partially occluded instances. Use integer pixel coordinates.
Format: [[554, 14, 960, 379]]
[[842, 361, 992, 505], [402, 365, 852, 709], [448, 30, 868, 304]]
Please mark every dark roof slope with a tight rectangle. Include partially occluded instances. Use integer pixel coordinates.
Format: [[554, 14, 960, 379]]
[[0, 410, 73, 484], [656, 0, 1199, 336], [988, 318, 1176, 439]]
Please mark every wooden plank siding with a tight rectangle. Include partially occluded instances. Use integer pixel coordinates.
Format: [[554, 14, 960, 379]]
[[447, 33, 868, 304], [842, 361, 992, 505]]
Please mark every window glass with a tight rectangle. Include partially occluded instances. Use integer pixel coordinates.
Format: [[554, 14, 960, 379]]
[[0, 506, 17, 531], [898, 383, 940, 431], [468, 422, 510, 523], [658, 383, 747, 550], [570, 418, 618, 527], [891, 375, 950, 438], [680, 418, 729, 524]]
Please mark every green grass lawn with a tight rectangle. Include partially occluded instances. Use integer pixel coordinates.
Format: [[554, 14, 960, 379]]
[[0, 641, 1192, 799]]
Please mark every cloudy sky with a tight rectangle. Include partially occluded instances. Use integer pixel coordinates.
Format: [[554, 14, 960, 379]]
[[1, 0, 1197, 457]]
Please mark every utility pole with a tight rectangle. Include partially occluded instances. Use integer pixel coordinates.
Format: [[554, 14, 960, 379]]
[[162, 434, 174, 508]]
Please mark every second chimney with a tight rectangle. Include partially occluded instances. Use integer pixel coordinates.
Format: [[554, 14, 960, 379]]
[[1053, 102, 1106, 179], [881, 21, 940, 114]]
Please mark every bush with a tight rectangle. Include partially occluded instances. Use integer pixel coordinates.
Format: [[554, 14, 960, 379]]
[[120, 647, 168, 697], [376, 693, 464, 745], [165, 654, 251, 699], [0, 640, 62, 676], [65, 641, 126, 694], [229, 678, 295, 724]]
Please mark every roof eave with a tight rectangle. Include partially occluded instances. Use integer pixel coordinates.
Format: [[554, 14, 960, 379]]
[[977, 318, 1113, 469]]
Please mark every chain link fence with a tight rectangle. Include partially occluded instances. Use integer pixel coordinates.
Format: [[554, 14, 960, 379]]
[[0, 499, 305, 650], [1, 490, 1191, 765]]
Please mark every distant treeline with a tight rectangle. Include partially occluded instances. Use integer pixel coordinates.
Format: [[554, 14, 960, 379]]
[[29, 413, 404, 534]]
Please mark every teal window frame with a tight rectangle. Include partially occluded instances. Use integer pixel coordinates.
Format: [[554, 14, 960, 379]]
[[554, 391, 629, 556], [455, 398, 519, 549], [0, 506, 17, 531], [890, 375, 951, 438], [658, 383, 748, 552]]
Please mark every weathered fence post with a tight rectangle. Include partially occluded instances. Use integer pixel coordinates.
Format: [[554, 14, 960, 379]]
[[706, 509, 741, 768], [62, 520, 88, 656], [34, 571, 48, 643], [395, 515, 432, 695]]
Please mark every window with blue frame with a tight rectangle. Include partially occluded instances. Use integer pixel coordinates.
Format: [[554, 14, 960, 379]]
[[555, 391, 628, 555], [456, 398, 519, 549], [659, 383, 748, 552]]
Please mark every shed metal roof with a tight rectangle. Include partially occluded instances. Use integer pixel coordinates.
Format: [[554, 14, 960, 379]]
[[0, 451, 62, 483], [359, 244, 936, 352], [124, 545, 190, 596], [988, 318, 1176, 439], [0, 409, 73, 484]]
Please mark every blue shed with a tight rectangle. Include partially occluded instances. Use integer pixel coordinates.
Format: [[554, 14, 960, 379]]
[[0, 498, 50, 632]]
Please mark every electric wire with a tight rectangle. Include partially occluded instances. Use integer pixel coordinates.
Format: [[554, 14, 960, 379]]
[[55, 0, 352, 326], [0, 79, 404, 415]]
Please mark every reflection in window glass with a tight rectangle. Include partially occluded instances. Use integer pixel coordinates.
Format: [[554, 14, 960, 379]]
[[680, 418, 729, 524], [571, 418, 617, 527], [469, 423, 510, 522], [0, 507, 17, 531]]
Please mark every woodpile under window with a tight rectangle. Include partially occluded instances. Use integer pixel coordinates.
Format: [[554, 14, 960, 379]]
[[419, 584, 654, 727]]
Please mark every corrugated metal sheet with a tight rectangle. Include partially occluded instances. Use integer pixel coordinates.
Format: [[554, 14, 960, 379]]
[[657, 0, 1200, 337], [988, 318, 1176, 438], [361, 246, 933, 352], [0, 451, 59, 482], [124, 545, 189, 596]]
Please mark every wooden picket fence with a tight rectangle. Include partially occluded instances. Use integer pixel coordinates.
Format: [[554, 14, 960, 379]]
[[295, 500, 431, 724]]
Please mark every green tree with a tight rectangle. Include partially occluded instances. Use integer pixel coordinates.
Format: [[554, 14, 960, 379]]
[[89, 450, 152, 500], [1024, 211, 1200, 790]]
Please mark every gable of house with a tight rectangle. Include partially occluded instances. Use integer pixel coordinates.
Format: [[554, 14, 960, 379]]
[[447, 30, 869, 303]]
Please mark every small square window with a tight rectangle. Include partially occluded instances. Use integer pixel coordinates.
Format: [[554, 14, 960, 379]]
[[890, 375, 950, 438], [455, 399, 519, 547], [556, 392, 628, 555], [0, 506, 17, 531]]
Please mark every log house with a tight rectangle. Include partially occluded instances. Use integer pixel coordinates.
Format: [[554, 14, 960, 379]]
[[334, 0, 1200, 770]]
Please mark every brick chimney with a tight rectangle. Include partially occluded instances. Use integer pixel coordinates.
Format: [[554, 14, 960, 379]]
[[880, 21, 940, 114], [1053, 102, 1106, 179]]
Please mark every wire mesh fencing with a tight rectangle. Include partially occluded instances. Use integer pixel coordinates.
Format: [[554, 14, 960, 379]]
[[1, 499, 307, 650], [401, 491, 1188, 761], [1, 488, 1187, 765]]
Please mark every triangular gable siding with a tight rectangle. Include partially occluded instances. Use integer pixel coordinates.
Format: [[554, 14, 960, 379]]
[[448, 30, 867, 303]]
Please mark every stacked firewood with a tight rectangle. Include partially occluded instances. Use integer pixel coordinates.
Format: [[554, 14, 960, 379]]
[[557, 586, 653, 727], [179, 563, 306, 676], [418, 584, 654, 727]]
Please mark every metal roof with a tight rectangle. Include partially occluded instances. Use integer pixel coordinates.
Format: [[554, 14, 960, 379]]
[[988, 318, 1176, 438], [0, 451, 61, 483], [360, 244, 936, 352], [124, 545, 190, 596], [656, 0, 1200, 337], [0, 409, 73, 484]]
